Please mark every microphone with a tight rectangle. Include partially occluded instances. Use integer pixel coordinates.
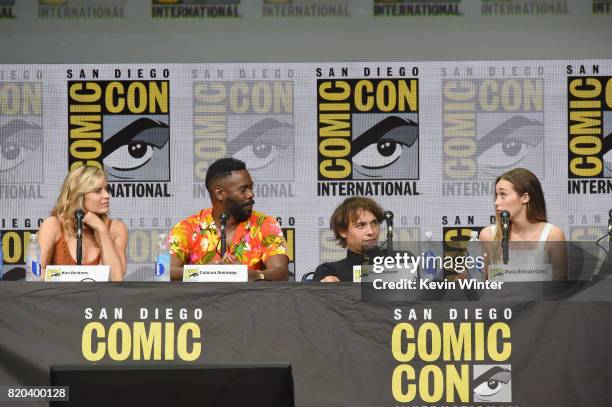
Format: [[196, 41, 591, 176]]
[[220, 212, 230, 227], [76, 209, 84, 239], [500, 210, 510, 265], [384, 211, 394, 227], [220, 213, 229, 257], [384, 210, 394, 252], [75, 210, 84, 265]]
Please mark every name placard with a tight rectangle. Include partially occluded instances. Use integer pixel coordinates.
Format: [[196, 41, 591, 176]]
[[183, 264, 248, 282], [352, 265, 362, 283], [489, 264, 553, 282], [45, 265, 110, 282]]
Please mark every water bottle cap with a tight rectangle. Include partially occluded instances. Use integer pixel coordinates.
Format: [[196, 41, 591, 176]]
[[159, 233, 167, 239], [424, 231, 433, 240], [30, 233, 37, 242], [470, 230, 479, 239]]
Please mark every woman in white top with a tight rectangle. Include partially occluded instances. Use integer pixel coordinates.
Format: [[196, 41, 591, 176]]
[[479, 168, 567, 281]]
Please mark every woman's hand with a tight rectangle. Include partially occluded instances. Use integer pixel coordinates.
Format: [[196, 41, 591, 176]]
[[83, 211, 108, 233]]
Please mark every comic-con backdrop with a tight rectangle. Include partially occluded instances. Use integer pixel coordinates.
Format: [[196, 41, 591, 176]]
[[1, 61, 611, 280]]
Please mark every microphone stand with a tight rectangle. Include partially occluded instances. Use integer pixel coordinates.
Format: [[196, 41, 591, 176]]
[[76, 238, 82, 265], [384, 211, 394, 253], [220, 224, 226, 258], [501, 211, 510, 265], [76, 211, 83, 265], [502, 237, 509, 265], [220, 213, 229, 258]]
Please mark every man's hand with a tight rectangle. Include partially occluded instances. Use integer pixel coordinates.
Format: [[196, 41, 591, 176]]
[[321, 276, 340, 283], [212, 253, 240, 265]]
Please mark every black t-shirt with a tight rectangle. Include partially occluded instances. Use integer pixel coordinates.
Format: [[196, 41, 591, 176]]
[[313, 250, 373, 282]]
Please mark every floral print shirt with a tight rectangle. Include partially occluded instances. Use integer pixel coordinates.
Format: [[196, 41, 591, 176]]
[[168, 208, 287, 270]]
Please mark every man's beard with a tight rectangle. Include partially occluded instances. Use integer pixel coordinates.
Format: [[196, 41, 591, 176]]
[[227, 197, 254, 223]]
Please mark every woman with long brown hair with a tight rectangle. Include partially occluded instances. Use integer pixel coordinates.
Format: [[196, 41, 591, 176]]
[[37, 166, 128, 281], [479, 168, 567, 281]]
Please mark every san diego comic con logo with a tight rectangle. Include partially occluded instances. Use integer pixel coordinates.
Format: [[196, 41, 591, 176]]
[[262, 0, 350, 18], [443, 225, 485, 261], [192, 69, 295, 199], [568, 212, 607, 241], [81, 307, 203, 362], [567, 66, 612, 194], [481, 0, 568, 16], [567, 215, 609, 279], [280, 226, 296, 280], [67, 72, 171, 198], [391, 313, 513, 404], [316, 67, 420, 197], [1, 229, 38, 272], [38, 0, 126, 19], [441, 66, 545, 197], [374, 0, 462, 17], [0, 74, 45, 200], [152, 0, 240, 18], [472, 364, 512, 402]]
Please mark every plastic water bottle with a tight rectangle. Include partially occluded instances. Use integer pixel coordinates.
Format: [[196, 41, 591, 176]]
[[155, 233, 171, 282], [467, 230, 484, 282], [25, 233, 42, 282], [422, 231, 440, 281]]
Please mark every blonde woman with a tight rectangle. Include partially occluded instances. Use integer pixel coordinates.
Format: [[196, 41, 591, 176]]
[[479, 168, 567, 281], [38, 166, 127, 281]]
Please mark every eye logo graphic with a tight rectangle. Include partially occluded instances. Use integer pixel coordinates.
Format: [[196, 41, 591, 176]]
[[192, 80, 295, 192], [228, 117, 293, 181], [317, 77, 419, 182], [67, 80, 170, 189], [352, 115, 418, 179], [473, 365, 512, 403], [476, 115, 544, 179], [102, 117, 170, 182], [0, 119, 43, 183], [442, 78, 543, 185]]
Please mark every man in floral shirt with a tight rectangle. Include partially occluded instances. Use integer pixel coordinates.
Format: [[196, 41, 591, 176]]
[[168, 158, 288, 281]]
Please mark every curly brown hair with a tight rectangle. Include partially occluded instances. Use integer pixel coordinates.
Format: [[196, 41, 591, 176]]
[[329, 197, 384, 248]]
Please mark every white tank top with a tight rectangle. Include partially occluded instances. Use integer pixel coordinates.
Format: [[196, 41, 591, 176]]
[[488, 223, 554, 281], [490, 222, 553, 243]]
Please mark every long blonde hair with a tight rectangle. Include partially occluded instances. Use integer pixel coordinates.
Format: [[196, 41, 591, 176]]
[[50, 166, 108, 237]]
